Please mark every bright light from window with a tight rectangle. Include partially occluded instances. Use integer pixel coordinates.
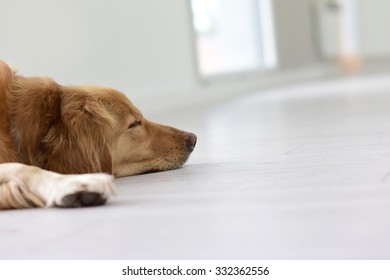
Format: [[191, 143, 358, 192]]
[[191, 0, 277, 76], [258, 0, 277, 68]]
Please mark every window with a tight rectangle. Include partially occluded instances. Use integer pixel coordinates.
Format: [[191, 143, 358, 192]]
[[190, 0, 277, 76]]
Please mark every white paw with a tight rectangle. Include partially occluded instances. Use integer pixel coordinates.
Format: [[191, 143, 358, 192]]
[[43, 173, 115, 208]]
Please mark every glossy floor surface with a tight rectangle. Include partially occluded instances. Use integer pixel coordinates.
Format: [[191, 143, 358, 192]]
[[2, 72, 390, 259]]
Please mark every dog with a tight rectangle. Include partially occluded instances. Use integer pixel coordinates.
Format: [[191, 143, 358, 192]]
[[0, 60, 197, 210]]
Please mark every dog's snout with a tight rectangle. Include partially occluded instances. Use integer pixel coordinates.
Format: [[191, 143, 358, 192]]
[[185, 133, 197, 152]]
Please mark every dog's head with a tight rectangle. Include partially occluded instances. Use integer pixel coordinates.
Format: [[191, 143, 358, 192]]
[[3, 62, 196, 177], [66, 85, 197, 177]]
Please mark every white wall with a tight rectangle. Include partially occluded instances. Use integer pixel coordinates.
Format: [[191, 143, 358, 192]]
[[0, 0, 325, 116], [0, 0, 197, 111], [356, 0, 390, 58]]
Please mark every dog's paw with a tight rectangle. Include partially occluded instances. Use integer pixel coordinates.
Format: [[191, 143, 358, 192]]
[[45, 173, 115, 208]]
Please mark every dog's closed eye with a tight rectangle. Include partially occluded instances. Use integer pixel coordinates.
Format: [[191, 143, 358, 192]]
[[128, 120, 142, 129]]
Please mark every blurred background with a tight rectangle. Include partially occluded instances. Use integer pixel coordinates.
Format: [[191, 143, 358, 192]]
[[3, 0, 390, 260], [1, 0, 389, 115]]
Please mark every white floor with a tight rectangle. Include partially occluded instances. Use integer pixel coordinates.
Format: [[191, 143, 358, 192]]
[[2, 72, 390, 259]]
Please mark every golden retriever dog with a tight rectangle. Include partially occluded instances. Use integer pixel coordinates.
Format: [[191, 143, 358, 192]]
[[0, 60, 197, 210]]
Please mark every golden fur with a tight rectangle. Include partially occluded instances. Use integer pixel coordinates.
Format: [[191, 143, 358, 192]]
[[0, 60, 196, 209]]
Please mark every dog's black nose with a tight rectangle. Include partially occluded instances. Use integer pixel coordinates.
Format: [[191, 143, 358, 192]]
[[185, 133, 197, 152]]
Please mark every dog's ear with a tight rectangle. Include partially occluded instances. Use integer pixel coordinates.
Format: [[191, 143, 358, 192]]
[[43, 89, 114, 175], [7, 75, 113, 175], [47, 87, 113, 174]]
